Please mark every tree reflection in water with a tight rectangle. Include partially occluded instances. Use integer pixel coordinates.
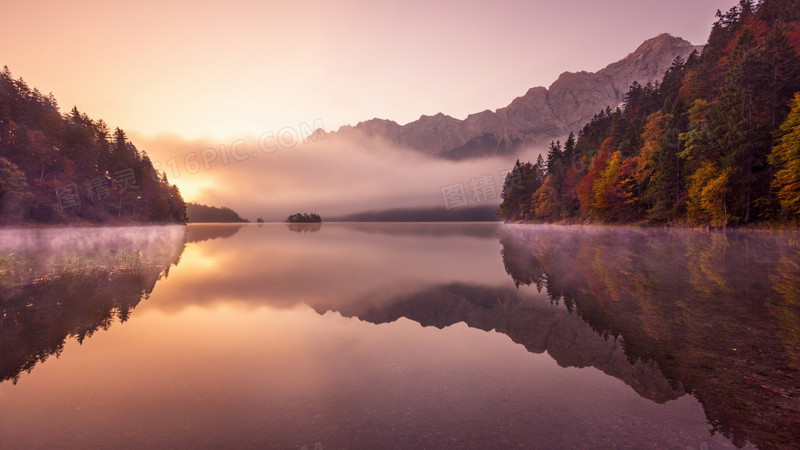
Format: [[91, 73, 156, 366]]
[[286, 223, 322, 233], [495, 226, 800, 449], [0, 226, 187, 384], [315, 225, 799, 448], [2, 224, 798, 448]]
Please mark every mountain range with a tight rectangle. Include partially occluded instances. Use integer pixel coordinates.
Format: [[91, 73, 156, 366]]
[[331, 33, 703, 159]]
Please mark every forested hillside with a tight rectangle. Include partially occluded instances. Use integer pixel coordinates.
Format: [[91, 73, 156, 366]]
[[0, 67, 186, 224], [186, 203, 248, 223], [500, 0, 800, 226]]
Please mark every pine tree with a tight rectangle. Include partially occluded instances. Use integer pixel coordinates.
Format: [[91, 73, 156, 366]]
[[0, 67, 186, 224], [717, 27, 771, 222]]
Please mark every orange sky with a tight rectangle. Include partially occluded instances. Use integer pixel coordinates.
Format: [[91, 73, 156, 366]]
[[1, 0, 738, 215], [2, 0, 736, 140]]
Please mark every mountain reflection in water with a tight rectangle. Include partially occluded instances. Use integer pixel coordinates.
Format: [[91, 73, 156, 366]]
[[1, 223, 798, 448]]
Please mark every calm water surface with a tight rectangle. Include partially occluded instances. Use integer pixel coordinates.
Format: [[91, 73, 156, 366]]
[[0, 223, 798, 449]]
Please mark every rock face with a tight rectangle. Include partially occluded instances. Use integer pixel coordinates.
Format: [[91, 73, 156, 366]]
[[333, 34, 702, 159]]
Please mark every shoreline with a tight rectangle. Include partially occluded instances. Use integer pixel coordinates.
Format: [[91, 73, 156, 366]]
[[2, 220, 798, 234], [502, 219, 800, 232]]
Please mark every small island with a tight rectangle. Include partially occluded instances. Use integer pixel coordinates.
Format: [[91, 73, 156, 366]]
[[285, 213, 322, 223]]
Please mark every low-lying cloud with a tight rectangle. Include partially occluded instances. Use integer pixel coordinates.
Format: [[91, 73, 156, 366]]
[[131, 129, 546, 221]]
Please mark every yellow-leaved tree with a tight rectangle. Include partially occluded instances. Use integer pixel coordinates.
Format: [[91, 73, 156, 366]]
[[768, 92, 800, 220], [686, 162, 732, 227]]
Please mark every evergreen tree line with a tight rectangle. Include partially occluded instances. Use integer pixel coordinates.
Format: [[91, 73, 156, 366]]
[[0, 67, 186, 224], [499, 0, 800, 226]]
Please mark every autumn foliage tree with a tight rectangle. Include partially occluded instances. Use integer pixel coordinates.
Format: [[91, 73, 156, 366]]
[[768, 92, 800, 219], [498, 0, 800, 227]]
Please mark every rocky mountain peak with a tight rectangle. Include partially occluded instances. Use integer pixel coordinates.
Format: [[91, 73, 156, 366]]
[[333, 34, 702, 159]]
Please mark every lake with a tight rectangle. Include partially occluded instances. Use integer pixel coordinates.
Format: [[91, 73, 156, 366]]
[[1, 223, 798, 448]]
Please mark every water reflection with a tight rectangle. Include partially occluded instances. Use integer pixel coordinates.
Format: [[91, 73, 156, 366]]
[[0, 226, 186, 383], [286, 222, 322, 233], [316, 282, 685, 404], [494, 225, 800, 449], [186, 223, 244, 243], [299, 224, 799, 448], [1, 223, 798, 448], [146, 223, 509, 312]]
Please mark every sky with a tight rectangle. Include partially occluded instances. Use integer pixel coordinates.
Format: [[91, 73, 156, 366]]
[[0, 0, 739, 218]]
